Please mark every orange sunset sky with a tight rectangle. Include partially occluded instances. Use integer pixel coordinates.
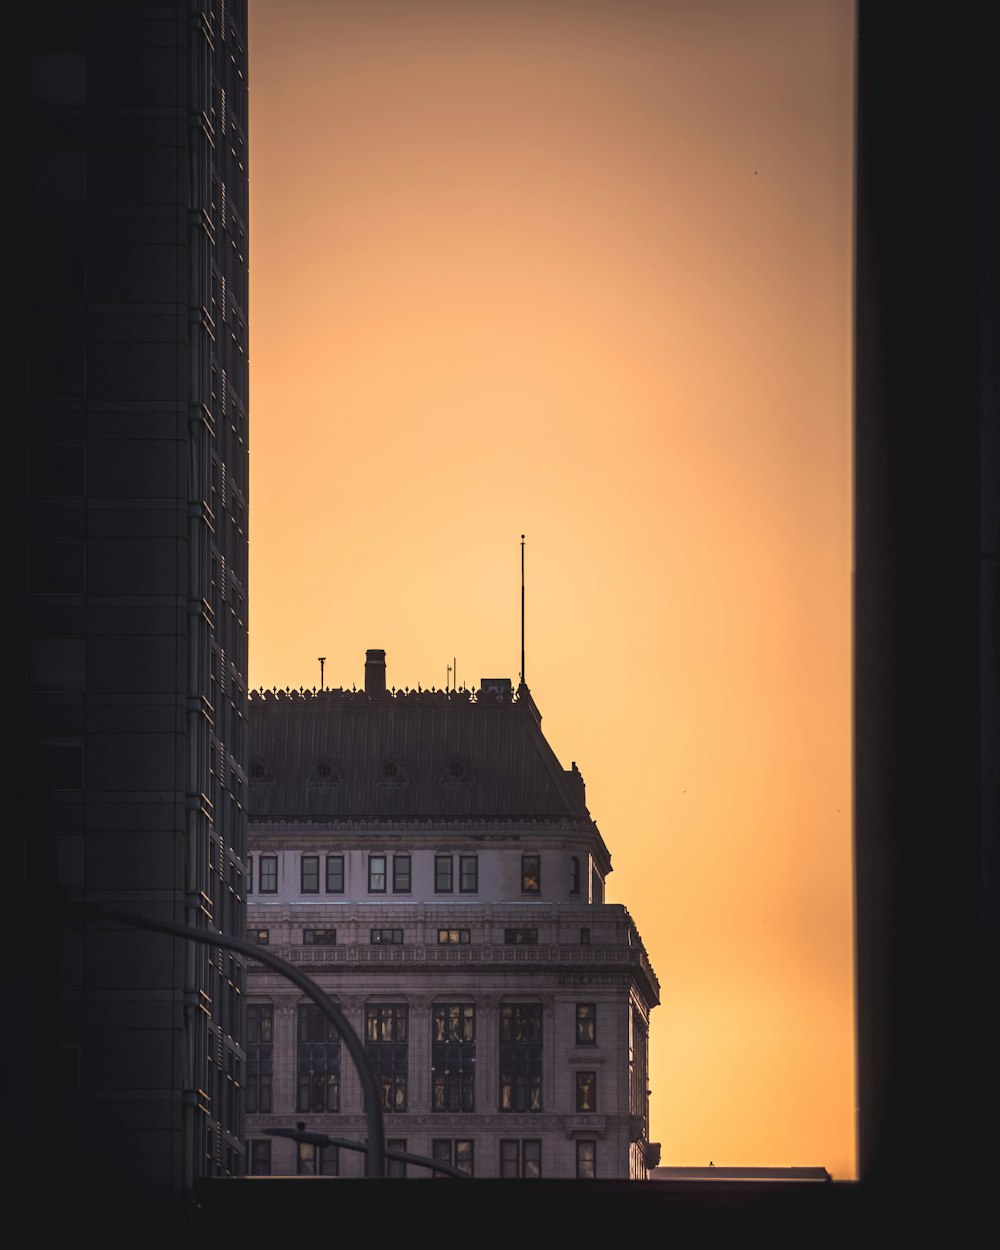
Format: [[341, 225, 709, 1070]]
[[248, 0, 856, 1177]]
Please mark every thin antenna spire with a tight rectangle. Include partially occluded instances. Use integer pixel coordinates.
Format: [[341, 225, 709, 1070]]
[[520, 534, 526, 689], [318, 656, 326, 691]]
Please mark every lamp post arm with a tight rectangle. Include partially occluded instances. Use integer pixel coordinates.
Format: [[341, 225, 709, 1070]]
[[86, 903, 385, 1178]]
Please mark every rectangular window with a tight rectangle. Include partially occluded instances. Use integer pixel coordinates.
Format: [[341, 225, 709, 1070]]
[[435, 853, 453, 893], [432, 1004, 476, 1113], [246, 1005, 273, 1114], [386, 1138, 407, 1179], [248, 856, 253, 895], [432, 1139, 474, 1178], [521, 853, 541, 893], [249, 1140, 271, 1175], [499, 1004, 543, 1112], [437, 928, 470, 944], [247, 928, 269, 945], [393, 853, 411, 893], [500, 1139, 541, 1179], [368, 853, 386, 893], [365, 1004, 409, 1112], [459, 853, 478, 893], [297, 1004, 341, 1113], [325, 853, 344, 893], [504, 928, 537, 945], [297, 1143, 338, 1175], [259, 854, 277, 894], [580, 927, 591, 945], [576, 1003, 596, 1046], [576, 1070, 597, 1112], [576, 1140, 596, 1179], [569, 855, 581, 895], [301, 854, 319, 894], [303, 928, 337, 945], [370, 928, 403, 945]]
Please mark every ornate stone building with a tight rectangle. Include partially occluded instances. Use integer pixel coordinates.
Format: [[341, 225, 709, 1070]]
[[245, 650, 659, 1179]]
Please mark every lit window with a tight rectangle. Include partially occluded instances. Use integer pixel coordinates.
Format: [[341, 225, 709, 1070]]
[[326, 853, 344, 893], [365, 1004, 408, 1112], [368, 854, 386, 893], [297, 1142, 338, 1175], [432, 1139, 474, 1178], [576, 1004, 596, 1045], [459, 854, 478, 893], [303, 928, 337, 945], [521, 853, 540, 894], [500, 1139, 541, 1179], [301, 854, 319, 893], [576, 1070, 597, 1112], [370, 928, 403, 945], [432, 1004, 475, 1113], [499, 1004, 542, 1112], [259, 854, 277, 893], [393, 853, 411, 893], [247, 928, 269, 945], [435, 853, 453, 893], [504, 928, 537, 945], [297, 1004, 340, 1113], [576, 1140, 596, 1179], [437, 928, 470, 944]]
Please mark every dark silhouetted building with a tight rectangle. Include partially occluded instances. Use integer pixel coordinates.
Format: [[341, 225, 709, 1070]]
[[21, 0, 250, 1196]]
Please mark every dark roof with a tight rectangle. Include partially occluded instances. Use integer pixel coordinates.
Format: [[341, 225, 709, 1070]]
[[247, 685, 595, 827]]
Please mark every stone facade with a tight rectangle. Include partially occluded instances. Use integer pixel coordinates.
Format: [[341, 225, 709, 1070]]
[[246, 656, 659, 1179]]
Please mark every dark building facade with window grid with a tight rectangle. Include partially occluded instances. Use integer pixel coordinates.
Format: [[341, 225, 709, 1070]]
[[245, 653, 659, 1178], [21, 0, 250, 1196]]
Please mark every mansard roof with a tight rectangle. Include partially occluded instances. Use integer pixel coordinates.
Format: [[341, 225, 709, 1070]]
[[247, 683, 598, 831]]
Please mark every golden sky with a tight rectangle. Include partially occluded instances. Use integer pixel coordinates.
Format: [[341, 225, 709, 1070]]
[[248, 0, 856, 1177]]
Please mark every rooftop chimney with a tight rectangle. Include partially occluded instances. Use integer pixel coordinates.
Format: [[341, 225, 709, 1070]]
[[365, 649, 386, 696]]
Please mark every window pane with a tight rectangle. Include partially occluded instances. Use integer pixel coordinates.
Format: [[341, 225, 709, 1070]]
[[435, 854, 453, 892], [576, 1004, 596, 1045], [297, 1004, 341, 1113], [521, 853, 540, 893], [499, 1005, 542, 1112], [326, 854, 344, 893], [576, 1070, 597, 1112], [460, 854, 478, 892], [301, 854, 319, 893], [365, 1005, 408, 1113], [387, 1138, 407, 1179], [259, 855, 277, 893], [432, 1004, 476, 1113], [369, 854, 386, 892], [393, 853, 411, 893]]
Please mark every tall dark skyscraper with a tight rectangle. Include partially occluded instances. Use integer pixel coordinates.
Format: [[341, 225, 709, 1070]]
[[21, 1, 249, 1196]]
